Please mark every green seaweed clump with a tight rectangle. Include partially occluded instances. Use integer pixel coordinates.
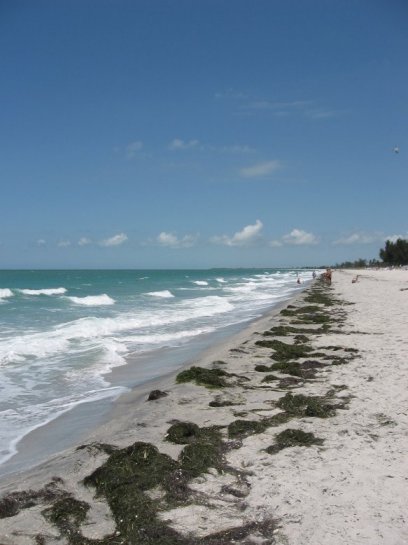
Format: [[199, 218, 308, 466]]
[[269, 361, 304, 377], [209, 399, 238, 407], [304, 289, 337, 306], [0, 481, 65, 520], [228, 419, 267, 438], [261, 374, 279, 383], [254, 363, 273, 372], [84, 442, 186, 544], [256, 339, 313, 361], [42, 497, 90, 541], [179, 427, 225, 478], [166, 422, 200, 444], [276, 393, 335, 418], [264, 325, 326, 336], [176, 366, 230, 389], [266, 428, 324, 454]]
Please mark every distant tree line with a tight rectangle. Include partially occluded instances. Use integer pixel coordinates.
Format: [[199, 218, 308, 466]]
[[379, 238, 408, 266], [336, 238, 408, 268]]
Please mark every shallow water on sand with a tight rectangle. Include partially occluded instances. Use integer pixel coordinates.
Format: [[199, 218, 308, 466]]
[[0, 268, 311, 471]]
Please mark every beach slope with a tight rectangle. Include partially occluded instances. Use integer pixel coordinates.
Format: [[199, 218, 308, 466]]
[[0, 269, 407, 545]]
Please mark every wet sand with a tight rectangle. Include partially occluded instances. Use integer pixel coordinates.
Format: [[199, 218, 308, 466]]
[[1, 269, 407, 545]]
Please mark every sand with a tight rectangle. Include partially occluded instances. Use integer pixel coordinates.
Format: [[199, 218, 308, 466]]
[[0, 268, 407, 545]]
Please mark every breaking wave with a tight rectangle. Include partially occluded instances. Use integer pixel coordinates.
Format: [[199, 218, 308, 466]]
[[67, 294, 115, 306], [18, 287, 67, 296]]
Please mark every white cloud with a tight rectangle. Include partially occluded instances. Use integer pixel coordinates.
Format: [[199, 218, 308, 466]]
[[269, 240, 283, 248], [126, 141, 143, 159], [282, 229, 319, 246], [57, 240, 71, 248], [168, 138, 200, 151], [78, 237, 92, 246], [239, 160, 281, 178], [100, 233, 128, 247], [219, 144, 255, 154], [212, 220, 263, 247], [305, 109, 342, 120], [384, 233, 407, 243], [37, 239, 46, 246], [334, 232, 378, 245], [157, 232, 197, 248]]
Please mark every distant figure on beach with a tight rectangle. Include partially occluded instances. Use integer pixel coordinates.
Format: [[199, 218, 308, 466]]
[[322, 268, 332, 285], [312, 270, 317, 279], [297, 275, 301, 284]]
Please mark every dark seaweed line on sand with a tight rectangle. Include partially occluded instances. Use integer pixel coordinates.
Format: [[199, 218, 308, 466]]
[[0, 280, 359, 545]]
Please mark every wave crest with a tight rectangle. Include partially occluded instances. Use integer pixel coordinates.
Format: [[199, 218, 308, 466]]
[[0, 289, 13, 299], [67, 294, 115, 306], [145, 290, 174, 298], [19, 288, 67, 296]]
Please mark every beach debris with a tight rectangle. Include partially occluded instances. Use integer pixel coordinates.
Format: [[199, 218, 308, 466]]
[[166, 421, 201, 444], [147, 389, 168, 401], [265, 428, 324, 454], [276, 392, 336, 418], [0, 479, 66, 519]]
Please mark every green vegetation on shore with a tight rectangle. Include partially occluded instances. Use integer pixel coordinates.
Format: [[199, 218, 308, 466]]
[[336, 237, 408, 268]]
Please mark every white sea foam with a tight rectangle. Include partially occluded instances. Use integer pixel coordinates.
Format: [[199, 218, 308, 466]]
[[216, 278, 226, 283], [0, 295, 234, 366], [19, 287, 67, 296], [0, 386, 125, 466], [121, 327, 214, 347], [193, 281, 208, 286], [146, 290, 174, 298], [67, 294, 115, 306], [0, 289, 14, 299]]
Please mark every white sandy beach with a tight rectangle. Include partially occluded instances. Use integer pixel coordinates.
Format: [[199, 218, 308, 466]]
[[0, 269, 407, 545]]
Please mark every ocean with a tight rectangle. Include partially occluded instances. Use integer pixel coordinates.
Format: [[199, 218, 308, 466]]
[[0, 268, 311, 472]]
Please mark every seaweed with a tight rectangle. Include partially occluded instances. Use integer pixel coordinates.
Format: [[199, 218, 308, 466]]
[[83, 441, 187, 544], [147, 390, 168, 401], [265, 428, 324, 454], [261, 374, 280, 383], [276, 393, 335, 418], [166, 422, 201, 444], [254, 363, 274, 372], [277, 377, 304, 389], [209, 399, 238, 407], [255, 339, 313, 361], [42, 496, 90, 540], [294, 334, 310, 344], [228, 419, 267, 438], [304, 290, 337, 306], [176, 366, 230, 389], [264, 325, 327, 336], [269, 361, 305, 377], [228, 411, 292, 439], [179, 427, 225, 478], [0, 480, 65, 519]]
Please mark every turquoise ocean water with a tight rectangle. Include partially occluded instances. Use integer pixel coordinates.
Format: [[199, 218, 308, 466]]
[[0, 268, 311, 470]]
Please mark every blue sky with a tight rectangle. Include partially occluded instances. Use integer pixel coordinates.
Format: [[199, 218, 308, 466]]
[[1, 0, 407, 268]]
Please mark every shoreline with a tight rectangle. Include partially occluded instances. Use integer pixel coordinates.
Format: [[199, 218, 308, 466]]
[[0, 286, 307, 480], [1, 269, 407, 545]]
